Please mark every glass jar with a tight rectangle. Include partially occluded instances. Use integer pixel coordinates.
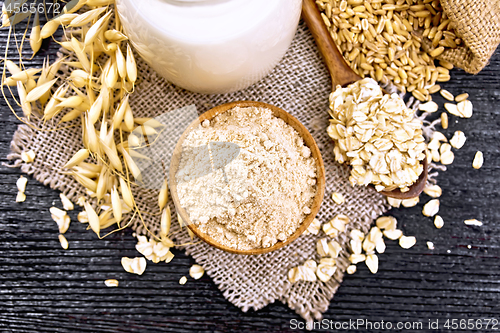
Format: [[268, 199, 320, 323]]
[[116, 0, 302, 94]]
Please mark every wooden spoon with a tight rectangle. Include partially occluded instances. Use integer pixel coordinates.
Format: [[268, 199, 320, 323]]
[[302, 0, 427, 199]]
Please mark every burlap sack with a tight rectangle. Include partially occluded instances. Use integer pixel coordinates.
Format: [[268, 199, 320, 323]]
[[7, 21, 395, 322], [440, 0, 500, 74]]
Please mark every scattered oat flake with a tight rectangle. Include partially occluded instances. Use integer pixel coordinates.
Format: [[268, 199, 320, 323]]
[[444, 103, 460, 116], [317, 238, 330, 257], [299, 265, 317, 282], [440, 150, 454, 165], [52, 213, 70, 234], [399, 236, 416, 249], [58, 234, 69, 249], [316, 263, 336, 282], [17, 176, 27, 193], [450, 131, 466, 149], [328, 214, 348, 233], [320, 257, 335, 266], [365, 254, 378, 274], [332, 214, 349, 228], [331, 192, 345, 204], [457, 100, 473, 118], [50, 206, 66, 219], [402, 197, 419, 208], [303, 218, 321, 235], [77, 211, 89, 223], [427, 241, 434, 250], [189, 264, 205, 280], [433, 131, 447, 142], [350, 229, 365, 241], [349, 254, 366, 264], [422, 199, 440, 217], [60, 193, 74, 211], [16, 191, 26, 203], [464, 219, 483, 226], [350, 239, 362, 255], [423, 185, 442, 198], [322, 221, 338, 237], [418, 101, 438, 112], [288, 267, 300, 283], [76, 196, 86, 207], [383, 229, 403, 240], [426, 150, 432, 164], [472, 151, 483, 169], [328, 240, 342, 258], [21, 150, 36, 163], [179, 276, 187, 285], [163, 251, 175, 263], [440, 143, 452, 154], [431, 149, 440, 163], [434, 215, 444, 229], [121, 257, 147, 275], [104, 279, 119, 287], [346, 265, 357, 275], [368, 226, 383, 244], [376, 238, 386, 253], [428, 138, 441, 150], [304, 259, 318, 272], [387, 197, 401, 208]]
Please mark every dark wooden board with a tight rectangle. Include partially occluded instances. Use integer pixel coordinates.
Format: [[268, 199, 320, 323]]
[[0, 18, 500, 333]]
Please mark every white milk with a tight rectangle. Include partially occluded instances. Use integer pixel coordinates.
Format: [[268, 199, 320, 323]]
[[116, 0, 302, 94]]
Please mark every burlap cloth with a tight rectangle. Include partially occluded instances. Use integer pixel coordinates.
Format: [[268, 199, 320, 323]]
[[439, 0, 500, 74], [7, 21, 391, 322]]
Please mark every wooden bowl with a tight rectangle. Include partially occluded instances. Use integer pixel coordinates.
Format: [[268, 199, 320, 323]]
[[169, 101, 326, 255]]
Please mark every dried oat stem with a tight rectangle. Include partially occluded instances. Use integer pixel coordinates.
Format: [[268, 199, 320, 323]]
[[1, 3, 177, 244]]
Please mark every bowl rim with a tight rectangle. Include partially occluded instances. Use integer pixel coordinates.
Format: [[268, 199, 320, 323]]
[[169, 100, 325, 255]]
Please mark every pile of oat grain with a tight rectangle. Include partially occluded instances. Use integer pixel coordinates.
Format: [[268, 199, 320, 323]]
[[175, 106, 318, 250], [316, 0, 460, 101]]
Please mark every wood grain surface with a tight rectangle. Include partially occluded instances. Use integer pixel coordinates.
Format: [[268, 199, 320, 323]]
[[0, 19, 499, 333]]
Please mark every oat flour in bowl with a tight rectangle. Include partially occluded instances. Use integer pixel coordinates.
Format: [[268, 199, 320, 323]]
[[175, 106, 318, 250]]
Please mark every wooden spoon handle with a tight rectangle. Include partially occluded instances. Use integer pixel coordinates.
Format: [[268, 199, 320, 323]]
[[302, 0, 360, 88]]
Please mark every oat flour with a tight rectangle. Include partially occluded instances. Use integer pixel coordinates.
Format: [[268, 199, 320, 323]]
[[175, 106, 318, 250]]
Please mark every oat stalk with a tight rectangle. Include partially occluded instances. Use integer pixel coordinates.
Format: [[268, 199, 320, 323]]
[[1, 0, 183, 246]]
